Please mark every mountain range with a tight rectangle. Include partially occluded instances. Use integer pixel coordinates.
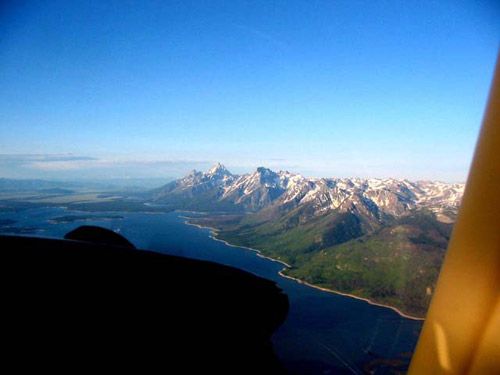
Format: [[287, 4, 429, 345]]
[[153, 163, 463, 221], [152, 163, 465, 317]]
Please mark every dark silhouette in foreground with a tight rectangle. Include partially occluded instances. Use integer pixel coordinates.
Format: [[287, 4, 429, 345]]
[[3, 226, 289, 373], [64, 225, 136, 248]]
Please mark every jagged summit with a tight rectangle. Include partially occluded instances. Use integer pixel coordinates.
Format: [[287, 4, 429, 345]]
[[207, 163, 232, 176]]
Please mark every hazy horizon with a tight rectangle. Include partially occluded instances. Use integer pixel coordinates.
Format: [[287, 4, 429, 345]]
[[1, 1, 498, 182], [0, 155, 469, 183]]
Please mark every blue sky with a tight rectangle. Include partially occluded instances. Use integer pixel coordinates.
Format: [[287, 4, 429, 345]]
[[0, 1, 498, 181]]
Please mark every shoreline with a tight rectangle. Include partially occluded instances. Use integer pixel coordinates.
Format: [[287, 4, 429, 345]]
[[183, 220, 292, 268], [276, 270, 424, 321], [183, 215, 424, 321]]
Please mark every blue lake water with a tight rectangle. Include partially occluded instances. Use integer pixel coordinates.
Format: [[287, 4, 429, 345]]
[[0, 207, 423, 374]]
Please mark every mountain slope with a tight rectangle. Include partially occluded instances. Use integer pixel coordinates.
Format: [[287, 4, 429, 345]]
[[286, 211, 452, 317]]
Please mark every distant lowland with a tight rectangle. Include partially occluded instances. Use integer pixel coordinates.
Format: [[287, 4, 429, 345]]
[[149, 163, 464, 318], [0, 164, 464, 318]]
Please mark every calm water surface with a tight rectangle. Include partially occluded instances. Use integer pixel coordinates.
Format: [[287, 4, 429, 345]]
[[1, 207, 423, 374]]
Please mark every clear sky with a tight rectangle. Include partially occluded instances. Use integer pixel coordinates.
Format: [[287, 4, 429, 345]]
[[1, 1, 498, 181]]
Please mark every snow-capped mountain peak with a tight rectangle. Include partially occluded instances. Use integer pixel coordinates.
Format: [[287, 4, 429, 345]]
[[207, 163, 232, 177]]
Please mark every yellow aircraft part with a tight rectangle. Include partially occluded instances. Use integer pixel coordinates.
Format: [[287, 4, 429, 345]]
[[408, 55, 500, 374]]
